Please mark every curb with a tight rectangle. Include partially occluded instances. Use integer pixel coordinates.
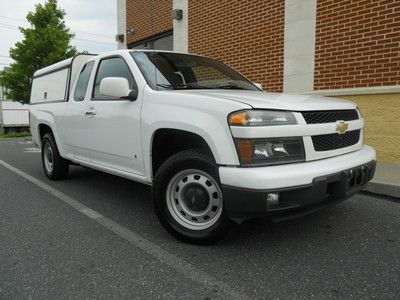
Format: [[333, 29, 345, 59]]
[[366, 182, 400, 199], [364, 162, 400, 200]]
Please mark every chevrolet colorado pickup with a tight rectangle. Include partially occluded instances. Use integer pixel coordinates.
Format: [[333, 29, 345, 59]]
[[30, 50, 376, 243]]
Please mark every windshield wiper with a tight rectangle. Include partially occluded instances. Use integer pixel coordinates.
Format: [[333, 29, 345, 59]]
[[213, 85, 246, 90], [156, 83, 210, 90], [157, 83, 185, 89]]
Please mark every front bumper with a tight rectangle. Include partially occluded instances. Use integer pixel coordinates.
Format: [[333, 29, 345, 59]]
[[219, 145, 376, 222]]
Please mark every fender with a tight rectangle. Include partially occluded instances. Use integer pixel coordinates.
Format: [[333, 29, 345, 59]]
[[140, 86, 251, 181], [30, 104, 68, 158], [144, 121, 235, 183]]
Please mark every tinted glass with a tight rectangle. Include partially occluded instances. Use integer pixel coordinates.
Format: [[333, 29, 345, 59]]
[[130, 33, 173, 50], [74, 61, 94, 101], [131, 52, 259, 91], [93, 57, 135, 99]]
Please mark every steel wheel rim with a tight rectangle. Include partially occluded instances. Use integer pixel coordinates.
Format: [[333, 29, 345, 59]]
[[44, 141, 54, 174], [166, 169, 223, 231]]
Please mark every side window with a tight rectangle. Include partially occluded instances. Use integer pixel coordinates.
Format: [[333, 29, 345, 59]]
[[74, 61, 94, 101], [93, 57, 135, 100]]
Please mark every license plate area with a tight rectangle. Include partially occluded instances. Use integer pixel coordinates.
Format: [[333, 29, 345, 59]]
[[343, 163, 373, 194]]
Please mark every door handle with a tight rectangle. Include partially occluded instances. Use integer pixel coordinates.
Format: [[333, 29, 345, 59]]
[[85, 109, 97, 116]]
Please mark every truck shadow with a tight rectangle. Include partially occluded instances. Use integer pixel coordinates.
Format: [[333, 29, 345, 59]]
[[64, 165, 357, 246], [223, 206, 346, 245]]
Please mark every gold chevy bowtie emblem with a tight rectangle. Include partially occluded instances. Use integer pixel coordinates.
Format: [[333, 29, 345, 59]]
[[336, 121, 349, 134]]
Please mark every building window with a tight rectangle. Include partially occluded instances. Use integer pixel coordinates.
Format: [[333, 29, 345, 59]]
[[128, 31, 173, 51]]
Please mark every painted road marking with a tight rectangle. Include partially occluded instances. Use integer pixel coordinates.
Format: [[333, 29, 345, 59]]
[[0, 159, 250, 300], [24, 147, 41, 153], [18, 141, 34, 145]]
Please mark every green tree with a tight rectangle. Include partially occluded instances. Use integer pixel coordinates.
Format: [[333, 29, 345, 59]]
[[0, 0, 77, 104]]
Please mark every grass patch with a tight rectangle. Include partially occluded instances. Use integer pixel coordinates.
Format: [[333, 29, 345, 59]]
[[0, 131, 31, 139]]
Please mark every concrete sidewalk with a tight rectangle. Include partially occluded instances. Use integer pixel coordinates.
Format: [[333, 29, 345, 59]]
[[366, 162, 400, 199]]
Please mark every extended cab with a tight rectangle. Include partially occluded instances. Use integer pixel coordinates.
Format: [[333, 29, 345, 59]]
[[30, 50, 376, 243]]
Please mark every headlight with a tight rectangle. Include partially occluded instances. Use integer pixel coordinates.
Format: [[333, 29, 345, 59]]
[[229, 110, 296, 126], [235, 137, 305, 166]]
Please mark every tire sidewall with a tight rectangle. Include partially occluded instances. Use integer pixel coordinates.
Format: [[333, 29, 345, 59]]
[[41, 135, 54, 178], [153, 151, 229, 243], [41, 133, 68, 180]]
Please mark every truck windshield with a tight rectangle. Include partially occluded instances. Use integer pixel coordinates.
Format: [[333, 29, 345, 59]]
[[130, 51, 260, 91]]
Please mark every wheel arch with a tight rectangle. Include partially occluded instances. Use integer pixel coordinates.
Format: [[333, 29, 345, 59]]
[[36, 121, 66, 158], [38, 123, 53, 143], [150, 128, 216, 178]]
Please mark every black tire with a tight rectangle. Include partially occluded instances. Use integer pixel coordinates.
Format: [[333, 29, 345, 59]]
[[41, 133, 69, 180], [152, 149, 230, 244]]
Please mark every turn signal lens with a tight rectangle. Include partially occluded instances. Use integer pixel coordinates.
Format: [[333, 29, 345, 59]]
[[229, 111, 248, 126], [229, 110, 296, 126], [235, 139, 253, 164]]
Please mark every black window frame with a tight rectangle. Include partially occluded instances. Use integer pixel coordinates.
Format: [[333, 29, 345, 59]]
[[91, 55, 138, 101], [128, 30, 173, 50], [73, 61, 95, 102]]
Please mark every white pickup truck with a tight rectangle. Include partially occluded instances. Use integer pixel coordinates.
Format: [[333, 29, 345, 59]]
[[30, 50, 376, 243]]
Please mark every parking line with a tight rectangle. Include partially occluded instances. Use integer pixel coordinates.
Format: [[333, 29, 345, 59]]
[[0, 159, 250, 300]]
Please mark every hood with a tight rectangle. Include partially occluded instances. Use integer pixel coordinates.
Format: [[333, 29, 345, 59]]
[[171, 90, 357, 111]]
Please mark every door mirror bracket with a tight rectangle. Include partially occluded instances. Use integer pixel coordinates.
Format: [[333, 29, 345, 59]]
[[127, 90, 138, 101]]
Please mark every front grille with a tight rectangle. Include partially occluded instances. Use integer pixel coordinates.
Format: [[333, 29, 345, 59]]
[[302, 110, 358, 124], [312, 130, 360, 151]]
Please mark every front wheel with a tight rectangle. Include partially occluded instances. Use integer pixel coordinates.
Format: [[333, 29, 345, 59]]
[[153, 149, 230, 244]]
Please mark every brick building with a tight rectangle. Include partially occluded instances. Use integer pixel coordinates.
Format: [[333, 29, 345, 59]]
[[117, 0, 400, 165]]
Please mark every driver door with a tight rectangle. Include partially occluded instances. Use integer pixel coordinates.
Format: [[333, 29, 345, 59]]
[[84, 56, 144, 175]]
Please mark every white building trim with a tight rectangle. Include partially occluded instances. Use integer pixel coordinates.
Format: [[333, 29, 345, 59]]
[[173, 0, 188, 52], [305, 85, 400, 96], [283, 0, 317, 93], [117, 0, 127, 49]]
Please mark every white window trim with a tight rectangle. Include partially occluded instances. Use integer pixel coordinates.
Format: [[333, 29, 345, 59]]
[[303, 85, 400, 96]]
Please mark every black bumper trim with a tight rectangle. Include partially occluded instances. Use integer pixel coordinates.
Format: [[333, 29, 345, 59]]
[[222, 160, 376, 222]]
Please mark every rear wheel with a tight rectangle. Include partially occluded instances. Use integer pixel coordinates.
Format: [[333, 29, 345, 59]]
[[153, 149, 229, 244], [41, 133, 69, 180]]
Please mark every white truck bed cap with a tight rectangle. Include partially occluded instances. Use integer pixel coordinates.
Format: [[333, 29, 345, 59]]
[[30, 54, 96, 104]]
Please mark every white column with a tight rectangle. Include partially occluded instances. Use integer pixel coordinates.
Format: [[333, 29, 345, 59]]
[[283, 0, 317, 93], [173, 0, 188, 52], [0, 93, 3, 134], [117, 0, 127, 49]]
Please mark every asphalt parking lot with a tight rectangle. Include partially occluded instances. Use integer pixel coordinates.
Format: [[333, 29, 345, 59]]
[[1, 138, 399, 299]]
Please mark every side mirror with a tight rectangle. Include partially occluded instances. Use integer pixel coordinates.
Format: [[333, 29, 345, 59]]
[[99, 77, 137, 101], [253, 82, 263, 90]]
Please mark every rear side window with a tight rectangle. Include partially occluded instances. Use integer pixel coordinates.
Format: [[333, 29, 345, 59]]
[[93, 57, 135, 100], [74, 61, 94, 101]]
